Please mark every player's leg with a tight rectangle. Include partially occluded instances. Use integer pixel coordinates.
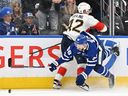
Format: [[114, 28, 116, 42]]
[[75, 52, 99, 91], [77, 64, 86, 75], [53, 63, 69, 89], [94, 64, 115, 88], [76, 63, 87, 90], [53, 35, 74, 89], [76, 65, 95, 91], [96, 42, 118, 88], [103, 40, 120, 57], [75, 54, 87, 75]]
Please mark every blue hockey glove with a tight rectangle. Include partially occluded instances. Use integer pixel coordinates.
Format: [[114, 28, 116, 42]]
[[48, 61, 59, 72], [76, 72, 87, 86]]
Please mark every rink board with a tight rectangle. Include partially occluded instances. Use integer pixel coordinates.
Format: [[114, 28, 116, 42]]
[[0, 77, 128, 89], [0, 35, 128, 89]]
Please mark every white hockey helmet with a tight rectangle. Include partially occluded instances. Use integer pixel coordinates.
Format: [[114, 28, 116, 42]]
[[78, 2, 92, 14]]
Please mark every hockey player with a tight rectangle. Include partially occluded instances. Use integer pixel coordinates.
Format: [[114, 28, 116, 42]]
[[52, 2, 107, 89], [49, 33, 119, 91]]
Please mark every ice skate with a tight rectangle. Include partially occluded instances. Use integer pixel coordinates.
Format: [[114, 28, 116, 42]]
[[109, 74, 115, 88], [53, 79, 62, 89], [77, 83, 89, 91]]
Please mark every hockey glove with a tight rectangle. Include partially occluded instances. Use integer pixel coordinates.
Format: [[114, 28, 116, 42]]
[[48, 61, 59, 72], [76, 72, 86, 86], [112, 46, 120, 56]]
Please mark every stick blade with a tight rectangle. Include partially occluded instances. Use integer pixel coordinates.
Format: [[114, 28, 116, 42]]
[[8, 58, 12, 67]]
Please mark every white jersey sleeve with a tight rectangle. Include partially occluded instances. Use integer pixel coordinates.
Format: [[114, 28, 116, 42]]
[[86, 15, 107, 32], [64, 13, 107, 41], [86, 15, 99, 27]]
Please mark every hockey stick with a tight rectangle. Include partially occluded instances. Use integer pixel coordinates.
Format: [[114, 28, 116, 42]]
[[8, 42, 61, 68], [30, 42, 61, 55]]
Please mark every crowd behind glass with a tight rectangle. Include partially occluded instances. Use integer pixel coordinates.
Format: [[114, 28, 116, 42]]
[[0, 0, 128, 35]]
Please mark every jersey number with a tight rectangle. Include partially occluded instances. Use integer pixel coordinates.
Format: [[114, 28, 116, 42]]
[[68, 19, 83, 33]]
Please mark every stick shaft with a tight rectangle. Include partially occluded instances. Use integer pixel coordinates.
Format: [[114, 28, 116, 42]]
[[30, 43, 61, 55]]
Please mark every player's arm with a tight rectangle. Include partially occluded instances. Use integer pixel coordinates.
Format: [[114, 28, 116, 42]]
[[49, 44, 75, 72], [92, 21, 107, 32], [88, 16, 107, 32]]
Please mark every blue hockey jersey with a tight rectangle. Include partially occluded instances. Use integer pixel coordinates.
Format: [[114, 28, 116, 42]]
[[0, 21, 17, 35], [56, 31, 117, 67], [57, 38, 99, 66]]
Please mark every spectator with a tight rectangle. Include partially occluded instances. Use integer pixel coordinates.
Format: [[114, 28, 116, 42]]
[[58, 0, 77, 34], [0, 0, 12, 10], [0, 0, 13, 22], [35, 0, 61, 35], [0, 7, 17, 35], [21, 0, 38, 15], [102, 6, 125, 35], [11, 1, 23, 32], [18, 12, 39, 35]]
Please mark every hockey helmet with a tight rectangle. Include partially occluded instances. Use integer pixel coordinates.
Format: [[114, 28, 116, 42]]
[[75, 35, 88, 45], [78, 2, 92, 14], [0, 7, 13, 18]]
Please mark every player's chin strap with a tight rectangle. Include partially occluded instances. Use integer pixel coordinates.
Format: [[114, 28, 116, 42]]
[[8, 42, 61, 68]]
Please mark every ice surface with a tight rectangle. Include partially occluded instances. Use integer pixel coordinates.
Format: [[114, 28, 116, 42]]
[[0, 87, 128, 96]]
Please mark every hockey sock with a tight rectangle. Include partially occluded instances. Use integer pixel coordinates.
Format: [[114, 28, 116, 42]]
[[58, 66, 67, 76], [77, 67, 85, 75], [54, 67, 67, 81]]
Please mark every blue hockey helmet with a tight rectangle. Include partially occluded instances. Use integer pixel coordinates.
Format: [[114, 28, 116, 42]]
[[75, 35, 88, 45], [0, 7, 13, 18]]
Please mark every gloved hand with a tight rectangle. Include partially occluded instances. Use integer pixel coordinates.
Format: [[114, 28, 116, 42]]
[[48, 61, 59, 72], [76, 72, 86, 86]]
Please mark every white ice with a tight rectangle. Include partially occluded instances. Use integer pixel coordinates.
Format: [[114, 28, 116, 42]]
[[0, 87, 128, 96]]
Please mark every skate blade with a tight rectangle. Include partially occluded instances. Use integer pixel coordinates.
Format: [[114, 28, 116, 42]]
[[78, 85, 89, 91], [53, 84, 61, 89]]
